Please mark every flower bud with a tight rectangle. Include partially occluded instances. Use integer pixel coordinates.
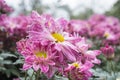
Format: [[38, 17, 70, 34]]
[[101, 45, 114, 60]]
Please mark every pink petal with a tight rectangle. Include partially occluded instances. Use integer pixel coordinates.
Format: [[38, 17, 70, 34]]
[[40, 64, 49, 73], [23, 63, 32, 70], [33, 63, 39, 71]]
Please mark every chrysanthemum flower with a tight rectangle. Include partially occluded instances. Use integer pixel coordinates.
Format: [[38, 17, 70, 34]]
[[1, 15, 30, 36], [68, 20, 89, 37], [27, 11, 79, 62], [17, 39, 56, 77], [64, 61, 93, 80], [0, 0, 13, 14], [83, 50, 101, 64], [74, 37, 101, 64]]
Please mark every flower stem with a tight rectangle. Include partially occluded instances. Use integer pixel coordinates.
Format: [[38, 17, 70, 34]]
[[30, 71, 34, 80], [110, 60, 116, 79], [36, 70, 40, 80], [25, 71, 27, 80], [68, 72, 72, 80]]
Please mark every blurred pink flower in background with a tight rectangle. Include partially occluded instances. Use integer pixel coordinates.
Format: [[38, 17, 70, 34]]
[[0, 0, 13, 14], [64, 61, 93, 80]]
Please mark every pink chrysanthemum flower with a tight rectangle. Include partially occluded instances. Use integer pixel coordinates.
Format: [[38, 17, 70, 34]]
[[17, 39, 56, 77], [0, 0, 13, 14], [74, 37, 101, 64], [64, 61, 93, 80], [83, 50, 101, 64], [68, 20, 89, 37], [27, 11, 79, 62], [0, 14, 31, 37]]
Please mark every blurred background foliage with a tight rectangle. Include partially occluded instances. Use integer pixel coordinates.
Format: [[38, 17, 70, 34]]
[[5, 0, 120, 19], [106, 0, 120, 19]]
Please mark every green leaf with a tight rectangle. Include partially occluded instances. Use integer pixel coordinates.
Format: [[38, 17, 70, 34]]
[[0, 52, 17, 58], [27, 69, 34, 76], [0, 67, 6, 71], [4, 70, 11, 78], [10, 69, 20, 77], [0, 56, 3, 60], [0, 60, 12, 64], [13, 59, 24, 65], [54, 75, 68, 80]]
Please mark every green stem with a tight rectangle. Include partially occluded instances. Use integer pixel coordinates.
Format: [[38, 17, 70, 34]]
[[106, 76, 107, 80], [110, 61, 116, 79], [68, 72, 72, 80], [25, 71, 27, 80], [36, 70, 40, 80], [30, 71, 34, 80]]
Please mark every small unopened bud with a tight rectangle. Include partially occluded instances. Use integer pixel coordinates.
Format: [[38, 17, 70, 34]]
[[101, 45, 114, 60]]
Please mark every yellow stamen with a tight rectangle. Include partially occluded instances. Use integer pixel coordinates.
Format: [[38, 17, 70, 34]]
[[48, 22, 51, 27], [104, 32, 110, 38], [35, 51, 47, 58], [52, 33, 64, 42], [72, 62, 80, 68]]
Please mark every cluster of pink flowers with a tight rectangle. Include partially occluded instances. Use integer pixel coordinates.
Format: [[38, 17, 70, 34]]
[[0, 14, 30, 51], [0, 14, 30, 36], [67, 14, 120, 45], [88, 14, 120, 45], [17, 11, 101, 80], [67, 20, 89, 37], [0, 0, 13, 14]]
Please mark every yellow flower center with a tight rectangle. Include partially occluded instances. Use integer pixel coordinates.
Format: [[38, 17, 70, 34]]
[[10, 22, 16, 29], [72, 62, 80, 68], [35, 51, 47, 58], [52, 33, 64, 42], [48, 22, 51, 27], [104, 32, 110, 38]]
